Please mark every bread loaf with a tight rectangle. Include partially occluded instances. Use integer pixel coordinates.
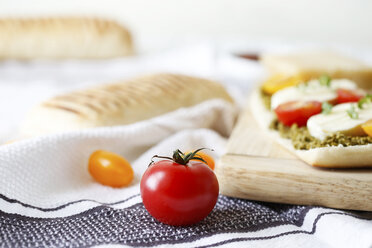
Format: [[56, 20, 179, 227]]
[[20, 74, 233, 137], [0, 17, 133, 59]]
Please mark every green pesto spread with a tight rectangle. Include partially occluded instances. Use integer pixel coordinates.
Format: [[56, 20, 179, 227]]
[[260, 90, 272, 110], [260, 90, 372, 150], [270, 119, 372, 150]]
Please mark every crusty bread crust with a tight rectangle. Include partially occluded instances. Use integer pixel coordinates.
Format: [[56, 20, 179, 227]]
[[20, 73, 233, 137], [0, 17, 133, 59], [250, 89, 372, 168]]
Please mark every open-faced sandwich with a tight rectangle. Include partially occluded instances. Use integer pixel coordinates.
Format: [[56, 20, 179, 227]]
[[251, 52, 372, 168]]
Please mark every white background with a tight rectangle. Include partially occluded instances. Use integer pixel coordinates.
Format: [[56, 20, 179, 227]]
[[0, 0, 371, 52]]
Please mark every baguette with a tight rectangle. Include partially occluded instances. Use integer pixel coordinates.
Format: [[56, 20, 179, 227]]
[[20, 73, 233, 137], [250, 89, 372, 168], [0, 17, 133, 59]]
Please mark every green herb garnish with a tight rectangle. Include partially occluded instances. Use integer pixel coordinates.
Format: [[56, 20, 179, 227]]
[[347, 105, 359, 119], [322, 102, 333, 115], [358, 94, 372, 109], [319, 75, 331, 87]]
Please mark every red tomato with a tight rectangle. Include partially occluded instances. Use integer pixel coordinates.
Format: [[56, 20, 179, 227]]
[[275, 101, 322, 127], [140, 149, 219, 226], [336, 89, 363, 104]]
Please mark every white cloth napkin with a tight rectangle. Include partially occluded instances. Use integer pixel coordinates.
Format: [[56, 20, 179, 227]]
[[0, 43, 371, 248]]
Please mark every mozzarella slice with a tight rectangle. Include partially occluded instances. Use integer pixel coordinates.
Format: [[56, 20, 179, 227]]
[[270, 79, 358, 110], [307, 102, 372, 140]]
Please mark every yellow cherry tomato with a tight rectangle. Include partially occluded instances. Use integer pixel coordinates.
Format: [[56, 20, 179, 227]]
[[88, 150, 134, 187], [188, 150, 215, 170], [262, 74, 305, 95], [361, 120, 372, 137]]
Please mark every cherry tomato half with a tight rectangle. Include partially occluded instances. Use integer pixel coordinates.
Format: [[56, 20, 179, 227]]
[[140, 150, 219, 226], [189, 150, 215, 170], [88, 150, 134, 187], [336, 89, 363, 104], [275, 101, 322, 127]]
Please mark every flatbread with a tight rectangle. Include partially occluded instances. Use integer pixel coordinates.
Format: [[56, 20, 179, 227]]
[[250, 89, 372, 168], [261, 51, 372, 89]]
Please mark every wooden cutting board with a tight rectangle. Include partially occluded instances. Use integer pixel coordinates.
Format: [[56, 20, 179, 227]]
[[216, 106, 372, 211]]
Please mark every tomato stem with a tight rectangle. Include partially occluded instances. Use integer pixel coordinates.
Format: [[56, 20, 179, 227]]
[[149, 148, 212, 166]]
